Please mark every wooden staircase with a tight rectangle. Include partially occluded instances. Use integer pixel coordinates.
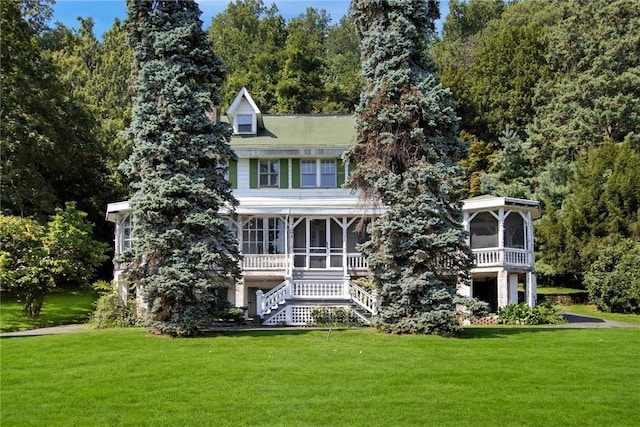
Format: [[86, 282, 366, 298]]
[[258, 269, 377, 326]]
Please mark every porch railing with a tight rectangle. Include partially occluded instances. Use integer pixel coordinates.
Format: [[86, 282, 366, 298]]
[[242, 254, 288, 270], [350, 282, 378, 315], [243, 253, 368, 271], [257, 280, 289, 315], [291, 281, 345, 298], [472, 248, 532, 267], [347, 253, 368, 270]]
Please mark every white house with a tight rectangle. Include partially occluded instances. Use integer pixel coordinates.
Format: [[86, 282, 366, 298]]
[[106, 88, 540, 325]]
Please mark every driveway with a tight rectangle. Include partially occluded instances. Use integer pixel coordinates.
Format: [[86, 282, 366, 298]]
[[557, 312, 640, 328]]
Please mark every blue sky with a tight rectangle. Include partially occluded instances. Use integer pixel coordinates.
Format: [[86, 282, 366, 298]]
[[51, 0, 449, 39]]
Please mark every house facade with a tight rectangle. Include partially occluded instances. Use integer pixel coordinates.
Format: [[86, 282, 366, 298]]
[[106, 88, 540, 325]]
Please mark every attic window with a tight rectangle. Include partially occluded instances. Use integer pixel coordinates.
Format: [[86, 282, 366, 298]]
[[237, 114, 253, 133]]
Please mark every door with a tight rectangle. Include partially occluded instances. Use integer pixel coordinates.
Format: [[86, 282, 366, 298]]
[[309, 219, 327, 268], [293, 218, 344, 269]]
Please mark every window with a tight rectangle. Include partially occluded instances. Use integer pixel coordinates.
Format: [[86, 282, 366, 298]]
[[301, 159, 337, 188], [243, 218, 264, 254], [121, 214, 134, 252], [259, 160, 279, 187], [236, 114, 253, 133], [504, 213, 525, 249], [320, 160, 336, 187], [242, 218, 285, 254], [267, 218, 285, 254], [301, 160, 317, 188], [470, 212, 498, 249]]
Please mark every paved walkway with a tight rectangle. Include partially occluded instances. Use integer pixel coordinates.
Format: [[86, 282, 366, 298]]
[[557, 312, 640, 329], [1, 323, 90, 337], [1, 312, 639, 337]]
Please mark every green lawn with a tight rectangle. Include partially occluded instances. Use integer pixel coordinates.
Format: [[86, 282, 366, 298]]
[[2, 327, 640, 426], [0, 290, 97, 333], [536, 286, 588, 295]]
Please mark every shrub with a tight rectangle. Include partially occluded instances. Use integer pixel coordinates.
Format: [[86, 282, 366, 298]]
[[89, 284, 138, 329], [584, 239, 640, 314], [310, 307, 363, 327], [497, 302, 565, 325], [352, 277, 376, 293], [220, 307, 247, 324]]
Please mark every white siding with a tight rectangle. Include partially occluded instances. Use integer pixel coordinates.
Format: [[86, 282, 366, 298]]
[[237, 158, 251, 189]]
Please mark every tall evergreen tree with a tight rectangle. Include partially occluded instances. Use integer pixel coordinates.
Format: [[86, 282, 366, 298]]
[[122, 0, 240, 336], [347, 0, 475, 335]]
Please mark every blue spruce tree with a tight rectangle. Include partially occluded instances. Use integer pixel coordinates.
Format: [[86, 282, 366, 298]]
[[122, 0, 240, 336], [347, 0, 475, 335]]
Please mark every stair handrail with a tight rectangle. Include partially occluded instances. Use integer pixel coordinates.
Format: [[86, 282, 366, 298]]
[[349, 281, 378, 315], [258, 280, 290, 317]]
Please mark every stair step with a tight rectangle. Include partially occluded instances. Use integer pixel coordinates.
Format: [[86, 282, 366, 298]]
[[292, 270, 347, 280]]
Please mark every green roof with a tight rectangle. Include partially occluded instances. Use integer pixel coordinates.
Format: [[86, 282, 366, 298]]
[[228, 115, 356, 151]]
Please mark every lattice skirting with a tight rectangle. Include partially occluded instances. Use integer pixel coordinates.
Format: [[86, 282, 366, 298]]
[[472, 315, 498, 325], [262, 305, 353, 326]]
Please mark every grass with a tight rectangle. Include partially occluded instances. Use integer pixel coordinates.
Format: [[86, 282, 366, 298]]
[[536, 286, 588, 295], [562, 304, 640, 325], [0, 289, 97, 333], [2, 327, 640, 426]]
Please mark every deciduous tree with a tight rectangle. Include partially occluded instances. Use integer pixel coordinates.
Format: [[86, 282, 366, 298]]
[[1, 1, 108, 220], [0, 204, 108, 316]]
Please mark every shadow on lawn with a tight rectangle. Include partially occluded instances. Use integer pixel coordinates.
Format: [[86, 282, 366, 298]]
[[458, 326, 570, 339], [202, 327, 341, 338], [201, 326, 574, 340]]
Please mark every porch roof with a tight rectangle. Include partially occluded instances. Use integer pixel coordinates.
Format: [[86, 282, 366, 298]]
[[463, 196, 541, 219], [105, 197, 384, 222], [233, 195, 383, 216]]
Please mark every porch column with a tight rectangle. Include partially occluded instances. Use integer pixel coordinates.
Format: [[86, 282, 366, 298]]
[[498, 209, 505, 264], [342, 218, 348, 276], [457, 276, 472, 299], [462, 212, 470, 246], [286, 216, 293, 278], [256, 290, 264, 317], [526, 211, 535, 267], [497, 270, 509, 308], [115, 270, 128, 305], [526, 271, 537, 307], [235, 277, 246, 310], [508, 273, 519, 305]]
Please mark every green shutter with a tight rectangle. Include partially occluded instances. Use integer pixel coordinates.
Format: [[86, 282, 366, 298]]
[[336, 158, 345, 188], [229, 160, 238, 189], [279, 158, 289, 189], [291, 159, 300, 189], [249, 159, 258, 189]]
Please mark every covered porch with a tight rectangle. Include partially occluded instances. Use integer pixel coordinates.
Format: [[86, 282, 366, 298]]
[[460, 196, 541, 310], [232, 214, 371, 277]]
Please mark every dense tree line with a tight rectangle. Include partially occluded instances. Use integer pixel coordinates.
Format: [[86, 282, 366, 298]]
[[2, 0, 638, 316], [432, 0, 640, 297]]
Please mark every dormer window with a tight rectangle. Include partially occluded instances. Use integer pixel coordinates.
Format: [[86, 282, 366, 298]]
[[237, 114, 253, 133], [227, 87, 263, 136]]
